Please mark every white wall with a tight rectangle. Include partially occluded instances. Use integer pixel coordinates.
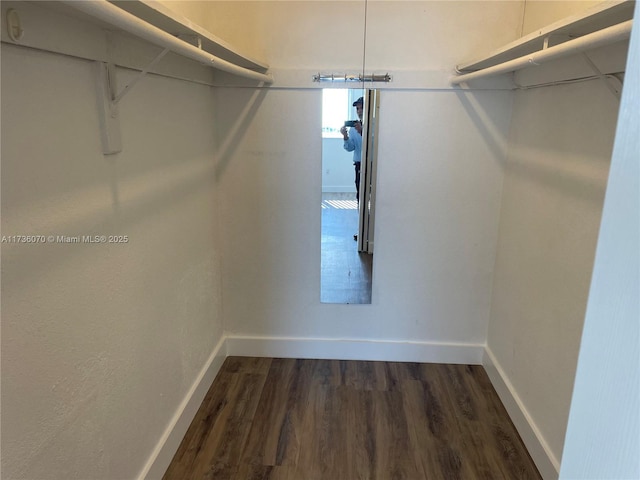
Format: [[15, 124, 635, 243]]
[[200, 1, 523, 90], [484, 2, 627, 477], [322, 137, 356, 193], [560, 6, 639, 476], [0, 9, 224, 479], [214, 1, 521, 359], [200, 1, 368, 71], [486, 79, 619, 476]]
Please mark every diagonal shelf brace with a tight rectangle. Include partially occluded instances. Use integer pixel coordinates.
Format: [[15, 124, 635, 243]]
[[95, 47, 170, 154], [113, 48, 170, 104], [581, 52, 622, 100]]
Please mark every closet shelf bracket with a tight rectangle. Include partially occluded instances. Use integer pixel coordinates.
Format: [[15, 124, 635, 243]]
[[95, 61, 122, 155], [543, 34, 572, 50], [451, 19, 632, 85], [112, 48, 170, 104], [177, 34, 203, 50], [94, 41, 172, 154], [93, 44, 196, 154], [581, 52, 622, 100], [63, 0, 273, 84]]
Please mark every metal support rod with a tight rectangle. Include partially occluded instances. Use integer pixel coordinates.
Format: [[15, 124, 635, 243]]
[[451, 20, 632, 85], [63, 0, 273, 84], [313, 73, 392, 83]]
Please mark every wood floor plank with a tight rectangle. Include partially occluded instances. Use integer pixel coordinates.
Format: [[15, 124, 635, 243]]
[[200, 463, 292, 480], [163, 357, 542, 480], [296, 383, 342, 479], [457, 365, 540, 479], [223, 356, 272, 375], [372, 389, 425, 479], [233, 464, 291, 480], [402, 378, 459, 480], [163, 360, 269, 480], [401, 380, 445, 480], [240, 358, 300, 467], [432, 365, 503, 479], [341, 360, 389, 391], [163, 371, 239, 480], [345, 389, 376, 480], [443, 365, 511, 478], [205, 372, 267, 468], [270, 359, 319, 467]]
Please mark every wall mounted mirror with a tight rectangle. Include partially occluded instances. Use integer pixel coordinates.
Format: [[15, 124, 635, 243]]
[[321, 88, 380, 304]]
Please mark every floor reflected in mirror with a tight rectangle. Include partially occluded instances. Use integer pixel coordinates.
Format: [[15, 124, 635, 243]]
[[321, 192, 372, 304]]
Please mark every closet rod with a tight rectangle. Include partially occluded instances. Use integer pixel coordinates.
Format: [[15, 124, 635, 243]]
[[451, 19, 633, 85], [63, 0, 273, 84]]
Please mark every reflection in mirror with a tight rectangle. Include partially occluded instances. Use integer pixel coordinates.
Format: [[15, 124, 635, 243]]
[[321, 88, 379, 304]]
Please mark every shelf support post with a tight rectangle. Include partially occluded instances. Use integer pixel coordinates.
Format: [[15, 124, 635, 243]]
[[94, 46, 170, 154], [95, 61, 122, 155]]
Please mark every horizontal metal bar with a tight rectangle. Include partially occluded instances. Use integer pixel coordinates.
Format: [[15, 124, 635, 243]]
[[451, 19, 632, 85], [313, 73, 392, 83], [63, 0, 273, 84]]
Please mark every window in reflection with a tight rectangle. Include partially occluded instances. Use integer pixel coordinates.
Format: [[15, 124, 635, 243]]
[[322, 89, 349, 138], [322, 199, 359, 210]]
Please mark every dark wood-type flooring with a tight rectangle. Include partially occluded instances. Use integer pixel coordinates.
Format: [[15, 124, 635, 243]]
[[321, 193, 373, 304], [163, 357, 542, 480]]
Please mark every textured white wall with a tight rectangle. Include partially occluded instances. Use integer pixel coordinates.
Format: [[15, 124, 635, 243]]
[[485, 0, 627, 471], [201, 1, 519, 356], [560, 4, 640, 476], [487, 80, 619, 470], [215, 89, 512, 345], [210, 1, 522, 349], [1, 39, 223, 480]]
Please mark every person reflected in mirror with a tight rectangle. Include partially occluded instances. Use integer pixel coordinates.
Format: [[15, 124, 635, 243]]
[[339, 97, 364, 241], [340, 96, 364, 205]]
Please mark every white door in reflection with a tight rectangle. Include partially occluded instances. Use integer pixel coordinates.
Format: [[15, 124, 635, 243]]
[[321, 88, 379, 304]]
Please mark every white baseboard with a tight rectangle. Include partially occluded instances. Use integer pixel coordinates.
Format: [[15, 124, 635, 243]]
[[483, 347, 560, 480], [225, 334, 485, 364], [137, 336, 227, 480]]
